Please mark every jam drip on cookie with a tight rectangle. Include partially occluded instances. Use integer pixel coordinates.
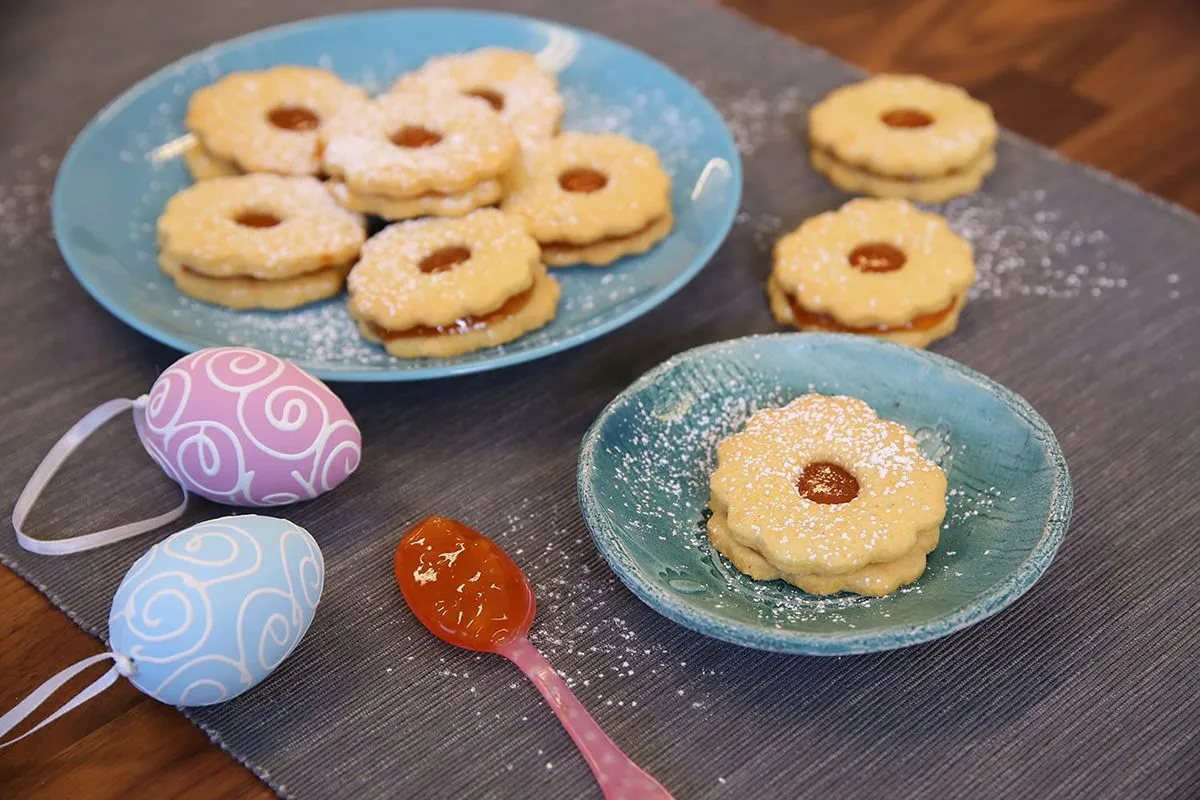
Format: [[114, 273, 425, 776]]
[[367, 284, 535, 340], [785, 293, 957, 334]]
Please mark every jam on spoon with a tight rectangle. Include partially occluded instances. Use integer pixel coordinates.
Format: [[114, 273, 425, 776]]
[[395, 516, 674, 800]]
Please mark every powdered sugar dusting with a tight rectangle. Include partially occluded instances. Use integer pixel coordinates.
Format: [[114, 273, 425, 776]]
[[0, 149, 57, 255], [710, 395, 945, 576], [943, 189, 1130, 300], [696, 83, 814, 157]]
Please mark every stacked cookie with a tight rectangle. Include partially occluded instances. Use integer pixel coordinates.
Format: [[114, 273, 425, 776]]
[[708, 394, 948, 597], [184, 66, 367, 179], [808, 74, 998, 204], [347, 209, 560, 358], [768, 198, 976, 349], [156, 174, 366, 310], [320, 91, 519, 222], [502, 132, 674, 267]]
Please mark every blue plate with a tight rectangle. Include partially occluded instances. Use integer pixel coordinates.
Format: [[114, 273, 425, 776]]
[[578, 334, 1072, 655], [52, 10, 741, 382]]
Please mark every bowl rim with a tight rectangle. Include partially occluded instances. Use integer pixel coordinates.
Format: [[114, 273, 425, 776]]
[[50, 7, 744, 383], [577, 332, 1074, 655]]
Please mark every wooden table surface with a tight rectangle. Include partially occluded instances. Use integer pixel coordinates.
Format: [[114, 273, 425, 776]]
[[2, 0, 1198, 797]]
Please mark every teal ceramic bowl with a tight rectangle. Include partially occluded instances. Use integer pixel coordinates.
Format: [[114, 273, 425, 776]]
[[578, 334, 1072, 655], [52, 9, 741, 382]]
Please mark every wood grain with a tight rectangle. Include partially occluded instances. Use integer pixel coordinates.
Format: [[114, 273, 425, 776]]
[[1, 1, 1197, 798]]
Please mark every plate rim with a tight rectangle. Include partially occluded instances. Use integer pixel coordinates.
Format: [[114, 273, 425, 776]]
[[577, 332, 1074, 656], [50, 7, 744, 383]]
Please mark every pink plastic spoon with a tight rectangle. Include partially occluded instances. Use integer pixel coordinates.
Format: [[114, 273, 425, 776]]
[[395, 516, 673, 800]]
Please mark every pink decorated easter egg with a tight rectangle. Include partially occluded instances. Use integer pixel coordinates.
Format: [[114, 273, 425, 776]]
[[135, 347, 362, 506]]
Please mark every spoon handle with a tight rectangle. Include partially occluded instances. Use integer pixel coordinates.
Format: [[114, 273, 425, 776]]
[[501, 637, 674, 800]]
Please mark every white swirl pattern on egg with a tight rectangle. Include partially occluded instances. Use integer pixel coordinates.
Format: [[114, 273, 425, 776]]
[[108, 516, 324, 706], [138, 347, 361, 506]]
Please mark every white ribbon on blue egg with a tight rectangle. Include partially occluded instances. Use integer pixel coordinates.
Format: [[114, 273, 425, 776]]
[[0, 653, 132, 748], [0, 515, 324, 747], [11, 396, 189, 555]]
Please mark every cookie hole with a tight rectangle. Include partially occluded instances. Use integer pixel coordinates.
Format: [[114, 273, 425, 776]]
[[798, 462, 860, 504], [558, 167, 608, 193], [464, 88, 505, 111], [233, 210, 283, 229], [267, 106, 321, 132], [848, 242, 906, 273], [391, 126, 443, 148], [419, 245, 472, 274], [881, 108, 934, 129]]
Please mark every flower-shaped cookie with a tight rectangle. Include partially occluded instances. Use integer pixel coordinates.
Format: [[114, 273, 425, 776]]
[[809, 74, 997, 201], [347, 209, 560, 358], [186, 66, 368, 178], [769, 198, 975, 348], [319, 91, 517, 198], [708, 394, 947, 596], [156, 174, 366, 310], [391, 47, 564, 147], [502, 132, 673, 266]]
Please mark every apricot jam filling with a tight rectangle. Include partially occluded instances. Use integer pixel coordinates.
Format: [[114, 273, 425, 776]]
[[786, 292, 958, 333], [368, 284, 535, 340]]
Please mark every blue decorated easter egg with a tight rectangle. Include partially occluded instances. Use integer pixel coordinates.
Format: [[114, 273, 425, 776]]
[[108, 515, 323, 706]]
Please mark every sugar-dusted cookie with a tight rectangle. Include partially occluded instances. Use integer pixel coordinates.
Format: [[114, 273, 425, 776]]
[[708, 394, 947, 597], [319, 90, 517, 196], [156, 174, 366, 310], [319, 90, 517, 221], [347, 209, 559, 358], [391, 47, 564, 147], [186, 66, 367, 177], [501, 132, 673, 267], [768, 198, 975, 348], [809, 74, 998, 202]]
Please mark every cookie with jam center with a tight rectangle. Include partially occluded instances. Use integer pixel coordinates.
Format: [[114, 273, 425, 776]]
[[347, 209, 560, 358], [502, 132, 673, 267], [809, 74, 997, 202], [186, 66, 367, 178], [769, 198, 975, 348], [707, 394, 948, 597], [156, 174, 366, 310]]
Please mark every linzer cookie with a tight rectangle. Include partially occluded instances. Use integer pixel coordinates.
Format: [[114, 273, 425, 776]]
[[708, 394, 948, 597], [185, 66, 367, 179], [347, 209, 560, 358], [502, 132, 673, 267], [320, 91, 517, 221], [156, 174, 367, 310], [809, 74, 998, 202], [768, 198, 975, 348], [391, 47, 564, 147]]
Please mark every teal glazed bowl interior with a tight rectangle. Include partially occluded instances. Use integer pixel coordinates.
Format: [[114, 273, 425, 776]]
[[52, 9, 741, 381], [578, 334, 1073, 655]]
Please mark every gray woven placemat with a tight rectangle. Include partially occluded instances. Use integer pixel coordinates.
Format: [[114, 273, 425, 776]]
[[1, 0, 1197, 798]]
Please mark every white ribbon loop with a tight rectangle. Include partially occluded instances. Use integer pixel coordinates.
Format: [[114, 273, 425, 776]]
[[12, 397, 188, 555], [0, 652, 128, 748]]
